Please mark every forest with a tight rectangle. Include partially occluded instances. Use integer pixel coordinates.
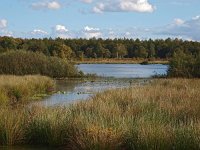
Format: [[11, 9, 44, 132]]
[[0, 36, 200, 60], [0, 36, 200, 78]]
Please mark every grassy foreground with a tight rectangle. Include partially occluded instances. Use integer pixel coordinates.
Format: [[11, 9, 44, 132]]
[[0, 79, 200, 149], [0, 75, 55, 105]]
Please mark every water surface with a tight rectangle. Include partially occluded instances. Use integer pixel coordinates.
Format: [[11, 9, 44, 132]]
[[33, 64, 168, 106], [33, 78, 147, 106], [77, 64, 168, 78]]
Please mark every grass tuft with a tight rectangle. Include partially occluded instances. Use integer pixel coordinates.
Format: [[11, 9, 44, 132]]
[[0, 79, 200, 149], [0, 75, 55, 105]]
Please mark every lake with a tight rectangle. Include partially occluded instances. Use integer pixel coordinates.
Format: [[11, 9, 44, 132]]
[[77, 64, 168, 78], [33, 64, 168, 106]]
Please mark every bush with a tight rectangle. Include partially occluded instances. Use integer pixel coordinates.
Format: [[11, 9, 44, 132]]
[[0, 51, 80, 78], [168, 50, 200, 78]]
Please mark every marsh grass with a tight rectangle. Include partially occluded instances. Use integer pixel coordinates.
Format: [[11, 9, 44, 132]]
[[0, 75, 55, 105], [0, 79, 200, 149]]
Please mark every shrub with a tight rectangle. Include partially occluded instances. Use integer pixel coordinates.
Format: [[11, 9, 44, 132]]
[[0, 51, 80, 78], [168, 50, 200, 78]]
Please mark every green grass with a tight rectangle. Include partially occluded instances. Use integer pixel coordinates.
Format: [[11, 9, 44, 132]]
[[0, 79, 200, 149], [0, 75, 55, 105]]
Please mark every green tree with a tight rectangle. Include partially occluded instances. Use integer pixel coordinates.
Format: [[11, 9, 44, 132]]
[[168, 50, 195, 77], [135, 45, 148, 58], [113, 43, 127, 58], [77, 51, 85, 61], [49, 42, 72, 60], [148, 41, 156, 58], [0, 37, 17, 52]]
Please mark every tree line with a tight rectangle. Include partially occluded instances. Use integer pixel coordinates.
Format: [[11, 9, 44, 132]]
[[0, 36, 200, 60]]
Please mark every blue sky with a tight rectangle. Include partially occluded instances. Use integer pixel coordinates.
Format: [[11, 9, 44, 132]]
[[0, 0, 200, 40]]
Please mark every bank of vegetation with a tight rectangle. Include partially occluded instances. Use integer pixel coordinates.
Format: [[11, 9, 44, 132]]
[[0, 75, 55, 105], [0, 79, 200, 149], [168, 50, 200, 78], [75, 58, 169, 64], [0, 51, 81, 78]]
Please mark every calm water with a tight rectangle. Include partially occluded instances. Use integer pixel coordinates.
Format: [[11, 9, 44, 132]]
[[77, 64, 168, 78], [33, 64, 168, 106]]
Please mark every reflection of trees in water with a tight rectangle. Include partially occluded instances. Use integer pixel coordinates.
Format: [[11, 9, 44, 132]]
[[55, 78, 151, 95], [55, 80, 83, 92], [39, 78, 151, 106]]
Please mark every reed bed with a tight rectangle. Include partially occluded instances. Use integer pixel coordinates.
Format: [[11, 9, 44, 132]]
[[0, 79, 200, 149], [0, 75, 55, 105]]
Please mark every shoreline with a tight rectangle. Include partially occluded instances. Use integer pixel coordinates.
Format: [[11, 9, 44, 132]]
[[73, 59, 169, 65]]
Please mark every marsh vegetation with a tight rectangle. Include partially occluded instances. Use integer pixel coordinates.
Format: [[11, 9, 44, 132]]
[[0, 79, 200, 149], [0, 75, 55, 106]]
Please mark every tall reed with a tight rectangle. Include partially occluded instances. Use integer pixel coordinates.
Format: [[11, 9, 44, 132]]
[[0, 75, 55, 105], [0, 79, 200, 149]]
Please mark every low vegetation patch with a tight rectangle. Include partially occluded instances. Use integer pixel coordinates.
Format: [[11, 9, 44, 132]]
[[0, 75, 55, 105], [0, 79, 200, 149], [0, 51, 81, 78]]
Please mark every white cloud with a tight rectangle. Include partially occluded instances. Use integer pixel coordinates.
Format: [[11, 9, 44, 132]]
[[157, 15, 200, 41], [31, 29, 48, 35], [53, 25, 72, 38], [192, 15, 200, 20], [0, 19, 13, 37], [84, 26, 100, 32], [80, 0, 93, 3], [48, 1, 61, 9], [83, 26, 102, 38], [0, 30, 13, 37], [174, 18, 185, 25], [55, 25, 68, 33], [31, 1, 61, 10], [92, 0, 155, 13], [125, 31, 131, 36], [0, 19, 7, 28]]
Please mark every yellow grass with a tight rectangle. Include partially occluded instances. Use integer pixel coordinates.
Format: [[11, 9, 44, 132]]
[[0, 75, 55, 105], [0, 79, 200, 149]]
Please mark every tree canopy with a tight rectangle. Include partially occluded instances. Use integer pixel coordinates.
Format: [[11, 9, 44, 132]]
[[0, 36, 200, 60]]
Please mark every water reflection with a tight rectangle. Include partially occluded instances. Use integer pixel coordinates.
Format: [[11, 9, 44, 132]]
[[33, 78, 150, 106], [77, 64, 168, 78], [33, 64, 168, 106]]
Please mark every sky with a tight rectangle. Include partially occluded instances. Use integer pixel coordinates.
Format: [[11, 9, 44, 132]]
[[0, 0, 200, 41]]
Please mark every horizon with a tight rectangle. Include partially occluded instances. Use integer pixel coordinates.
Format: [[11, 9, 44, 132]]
[[0, 35, 199, 42], [0, 0, 200, 41]]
